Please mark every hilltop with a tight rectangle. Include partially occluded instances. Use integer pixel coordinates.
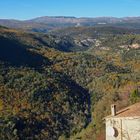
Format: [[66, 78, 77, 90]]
[[1, 16, 140, 33]]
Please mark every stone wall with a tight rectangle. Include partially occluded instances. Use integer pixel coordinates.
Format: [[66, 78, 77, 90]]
[[106, 117, 140, 140]]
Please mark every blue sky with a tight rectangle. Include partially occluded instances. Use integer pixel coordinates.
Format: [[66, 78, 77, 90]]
[[0, 0, 140, 20]]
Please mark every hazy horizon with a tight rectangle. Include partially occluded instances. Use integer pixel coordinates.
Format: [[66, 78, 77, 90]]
[[1, 16, 140, 21]]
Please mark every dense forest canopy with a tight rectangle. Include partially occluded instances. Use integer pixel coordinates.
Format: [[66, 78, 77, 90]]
[[0, 25, 139, 140]]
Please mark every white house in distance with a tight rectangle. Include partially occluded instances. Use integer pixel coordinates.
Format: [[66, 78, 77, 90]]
[[105, 103, 140, 140]]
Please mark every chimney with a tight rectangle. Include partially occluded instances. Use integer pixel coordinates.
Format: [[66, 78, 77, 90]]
[[111, 104, 116, 116]]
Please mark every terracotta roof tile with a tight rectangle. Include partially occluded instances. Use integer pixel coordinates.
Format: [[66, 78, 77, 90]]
[[106, 102, 140, 118]]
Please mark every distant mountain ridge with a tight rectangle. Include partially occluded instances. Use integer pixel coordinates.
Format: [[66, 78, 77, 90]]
[[0, 16, 140, 33], [28, 16, 140, 22]]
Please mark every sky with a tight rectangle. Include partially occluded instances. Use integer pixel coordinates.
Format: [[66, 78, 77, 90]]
[[0, 0, 140, 20]]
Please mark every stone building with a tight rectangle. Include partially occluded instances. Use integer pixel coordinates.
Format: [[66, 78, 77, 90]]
[[105, 103, 140, 140]]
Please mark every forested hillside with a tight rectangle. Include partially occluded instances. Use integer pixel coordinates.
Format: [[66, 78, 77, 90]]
[[0, 26, 139, 140]]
